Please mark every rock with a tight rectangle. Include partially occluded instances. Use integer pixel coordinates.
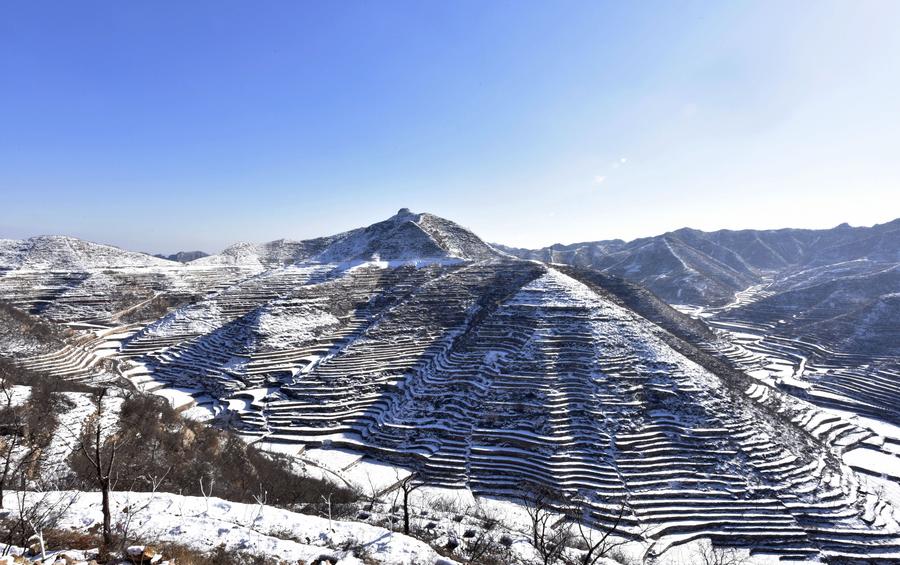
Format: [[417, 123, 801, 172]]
[[125, 546, 161, 564], [180, 426, 196, 447]]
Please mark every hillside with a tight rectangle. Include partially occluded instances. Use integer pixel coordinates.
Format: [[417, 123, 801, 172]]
[[193, 208, 502, 270], [2, 211, 899, 563], [0, 236, 176, 271]]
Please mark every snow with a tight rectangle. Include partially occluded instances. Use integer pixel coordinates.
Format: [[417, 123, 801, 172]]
[[0, 235, 175, 271], [337, 257, 465, 273], [314, 209, 497, 263], [152, 387, 201, 411], [843, 447, 900, 481], [4, 218, 900, 563], [302, 447, 364, 473], [341, 459, 411, 494], [3, 490, 458, 565]]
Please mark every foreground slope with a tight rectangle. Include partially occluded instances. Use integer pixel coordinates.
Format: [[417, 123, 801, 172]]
[[4, 491, 455, 565]]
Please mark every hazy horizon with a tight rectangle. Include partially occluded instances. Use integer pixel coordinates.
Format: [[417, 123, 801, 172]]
[[3, 1, 900, 253]]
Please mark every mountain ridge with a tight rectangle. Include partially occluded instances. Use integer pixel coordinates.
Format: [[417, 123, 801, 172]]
[[497, 217, 900, 306]]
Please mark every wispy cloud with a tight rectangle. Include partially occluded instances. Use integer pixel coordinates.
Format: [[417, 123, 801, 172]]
[[594, 157, 627, 185]]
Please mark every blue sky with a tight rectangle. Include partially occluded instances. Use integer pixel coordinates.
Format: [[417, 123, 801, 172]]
[[2, 1, 899, 253]]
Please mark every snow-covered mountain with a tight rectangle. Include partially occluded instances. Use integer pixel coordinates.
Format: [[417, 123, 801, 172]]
[[499, 217, 900, 307], [3, 211, 900, 563], [194, 208, 502, 270], [316, 208, 501, 263]]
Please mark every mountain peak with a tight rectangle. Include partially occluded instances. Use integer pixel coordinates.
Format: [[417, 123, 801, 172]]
[[316, 210, 500, 263], [189, 210, 502, 269]]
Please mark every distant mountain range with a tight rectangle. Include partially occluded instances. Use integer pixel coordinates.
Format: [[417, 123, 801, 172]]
[[2, 214, 897, 359], [153, 250, 209, 263], [497, 218, 900, 307]]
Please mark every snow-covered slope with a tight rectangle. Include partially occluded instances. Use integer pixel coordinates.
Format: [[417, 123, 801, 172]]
[[187, 209, 499, 273], [0, 235, 175, 271], [316, 208, 500, 263], [4, 491, 457, 565], [191, 238, 335, 270]]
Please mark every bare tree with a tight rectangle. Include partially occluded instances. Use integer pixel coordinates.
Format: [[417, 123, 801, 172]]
[[695, 539, 749, 565], [0, 379, 28, 508], [76, 387, 131, 548], [568, 495, 634, 565], [320, 492, 333, 532], [199, 474, 215, 515], [396, 471, 428, 535], [523, 484, 573, 565]]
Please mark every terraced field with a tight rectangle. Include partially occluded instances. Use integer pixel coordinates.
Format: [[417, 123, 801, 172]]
[[2, 211, 899, 563]]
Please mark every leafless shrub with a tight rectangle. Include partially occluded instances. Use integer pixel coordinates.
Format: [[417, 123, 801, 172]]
[[607, 547, 640, 565], [156, 542, 279, 565], [10, 486, 79, 560]]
